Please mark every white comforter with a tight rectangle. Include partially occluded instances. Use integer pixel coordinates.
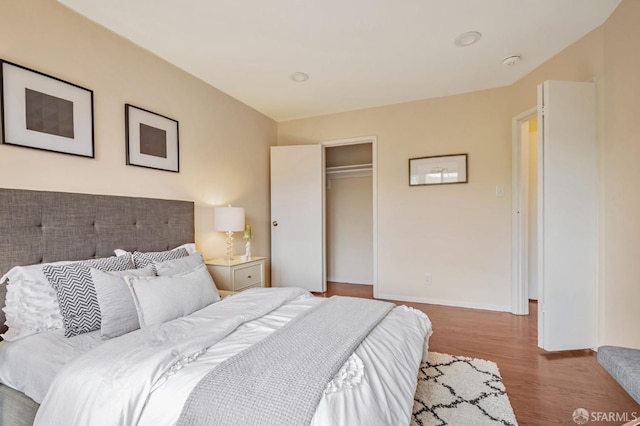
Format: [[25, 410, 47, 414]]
[[12, 288, 431, 426]]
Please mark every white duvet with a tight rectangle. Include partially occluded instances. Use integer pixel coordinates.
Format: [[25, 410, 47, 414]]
[[2, 288, 432, 426]]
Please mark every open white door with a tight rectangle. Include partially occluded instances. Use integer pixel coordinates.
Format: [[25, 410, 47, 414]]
[[538, 80, 597, 351], [270, 145, 325, 292]]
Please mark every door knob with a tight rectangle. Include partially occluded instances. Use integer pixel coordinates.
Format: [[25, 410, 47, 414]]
[[272, 221, 278, 227]]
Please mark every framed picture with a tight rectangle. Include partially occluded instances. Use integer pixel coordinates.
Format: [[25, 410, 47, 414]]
[[409, 154, 468, 186], [125, 104, 179, 172], [0, 60, 94, 157]]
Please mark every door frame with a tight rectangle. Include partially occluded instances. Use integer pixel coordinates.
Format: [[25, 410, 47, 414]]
[[511, 107, 537, 315], [321, 136, 378, 298]]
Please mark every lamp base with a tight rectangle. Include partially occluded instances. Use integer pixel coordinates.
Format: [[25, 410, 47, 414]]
[[225, 231, 235, 261]]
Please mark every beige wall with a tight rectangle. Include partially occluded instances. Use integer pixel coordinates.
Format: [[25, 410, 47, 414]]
[[601, 0, 640, 348], [279, 0, 640, 347], [279, 87, 515, 311], [326, 175, 373, 284], [0, 0, 276, 276]]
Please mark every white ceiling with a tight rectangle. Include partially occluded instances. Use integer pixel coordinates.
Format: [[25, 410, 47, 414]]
[[58, 0, 620, 122]]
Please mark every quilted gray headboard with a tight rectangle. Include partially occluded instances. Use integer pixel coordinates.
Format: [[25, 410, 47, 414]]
[[0, 188, 195, 335]]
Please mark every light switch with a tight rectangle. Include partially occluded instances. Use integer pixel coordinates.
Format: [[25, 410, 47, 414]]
[[496, 185, 505, 198]]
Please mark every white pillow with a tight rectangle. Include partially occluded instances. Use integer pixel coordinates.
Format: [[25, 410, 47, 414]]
[[114, 243, 197, 257], [0, 261, 72, 341], [1, 279, 64, 341], [1, 260, 73, 285], [154, 252, 205, 276], [91, 265, 156, 339], [0, 282, 6, 335], [126, 264, 220, 328]]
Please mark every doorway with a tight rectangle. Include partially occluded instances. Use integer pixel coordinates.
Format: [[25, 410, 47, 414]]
[[511, 107, 537, 315], [523, 117, 539, 302], [322, 136, 378, 297]]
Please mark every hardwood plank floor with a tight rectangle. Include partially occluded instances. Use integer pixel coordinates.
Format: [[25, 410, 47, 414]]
[[317, 282, 640, 425]]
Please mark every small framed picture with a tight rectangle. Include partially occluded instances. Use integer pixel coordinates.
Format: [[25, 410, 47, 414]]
[[125, 104, 179, 172], [0, 60, 94, 157], [409, 154, 468, 186]]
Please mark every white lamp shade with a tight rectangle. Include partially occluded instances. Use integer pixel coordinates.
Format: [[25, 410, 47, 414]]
[[214, 206, 245, 232]]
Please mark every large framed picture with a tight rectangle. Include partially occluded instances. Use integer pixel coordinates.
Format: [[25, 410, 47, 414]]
[[0, 60, 94, 157], [409, 153, 468, 186], [125, 104, 179, 172]]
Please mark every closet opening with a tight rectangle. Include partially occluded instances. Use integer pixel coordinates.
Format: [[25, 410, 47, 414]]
[[322, 137, 377, 297]]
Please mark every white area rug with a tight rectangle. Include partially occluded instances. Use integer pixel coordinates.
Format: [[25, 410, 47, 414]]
[[412, 352, 519, 426]]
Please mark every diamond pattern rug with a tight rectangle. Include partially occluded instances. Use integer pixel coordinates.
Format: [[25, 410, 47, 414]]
[[412, 352, 519, 426]]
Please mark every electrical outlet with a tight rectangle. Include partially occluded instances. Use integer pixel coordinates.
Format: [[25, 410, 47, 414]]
[[424, 273, 432, 286]]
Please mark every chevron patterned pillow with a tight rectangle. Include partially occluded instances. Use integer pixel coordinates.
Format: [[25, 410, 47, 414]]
[[43, 255, 135, 337], [132, 247, 189, 269]]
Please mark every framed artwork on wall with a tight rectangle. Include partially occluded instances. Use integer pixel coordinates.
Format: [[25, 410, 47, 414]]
[[125, 104, 179, 172], [0, 60, 94, 157], [409, 153, 468, 186]]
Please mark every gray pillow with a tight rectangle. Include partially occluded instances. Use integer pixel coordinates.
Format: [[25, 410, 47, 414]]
[[154, 252, 205, 276], [126, 264, 220, 328], [43, 254, 135, 337], [132, 248, 189, 268], [91, 265, 155, 339]]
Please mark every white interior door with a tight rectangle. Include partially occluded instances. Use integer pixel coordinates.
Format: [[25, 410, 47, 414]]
[[537, 80, 597, 351], [270, 145, 325, 292]]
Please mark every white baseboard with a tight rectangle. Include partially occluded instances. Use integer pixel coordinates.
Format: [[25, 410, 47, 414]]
[[376, 293, 512, 313], [327, 278, 372, 285]]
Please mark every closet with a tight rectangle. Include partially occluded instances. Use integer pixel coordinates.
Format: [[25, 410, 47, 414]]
[[270, 138, 377, 293], [325, 143, 373, 285]]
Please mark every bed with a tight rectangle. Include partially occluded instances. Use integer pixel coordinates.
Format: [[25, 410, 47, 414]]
[[0, 188, 432, 426]]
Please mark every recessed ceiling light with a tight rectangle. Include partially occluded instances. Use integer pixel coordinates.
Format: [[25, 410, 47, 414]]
[[454, 31, 481, 47], [290, 72, 309, 82], [502, 55, 522, 67]]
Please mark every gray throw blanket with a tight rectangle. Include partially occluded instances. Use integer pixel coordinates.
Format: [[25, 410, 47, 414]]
[[177, 295, 394, 426]]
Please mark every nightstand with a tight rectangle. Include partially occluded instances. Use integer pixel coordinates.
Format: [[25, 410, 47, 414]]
[[218, 290, 236, 299], [205, 257, 265, 292]]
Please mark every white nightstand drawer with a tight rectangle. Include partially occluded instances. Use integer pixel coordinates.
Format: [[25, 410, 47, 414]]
[[205, 257, 266, 292], [233, 264, 262, 290]]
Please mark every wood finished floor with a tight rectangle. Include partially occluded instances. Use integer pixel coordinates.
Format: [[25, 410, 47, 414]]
[[316, 282, 640, 426]]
